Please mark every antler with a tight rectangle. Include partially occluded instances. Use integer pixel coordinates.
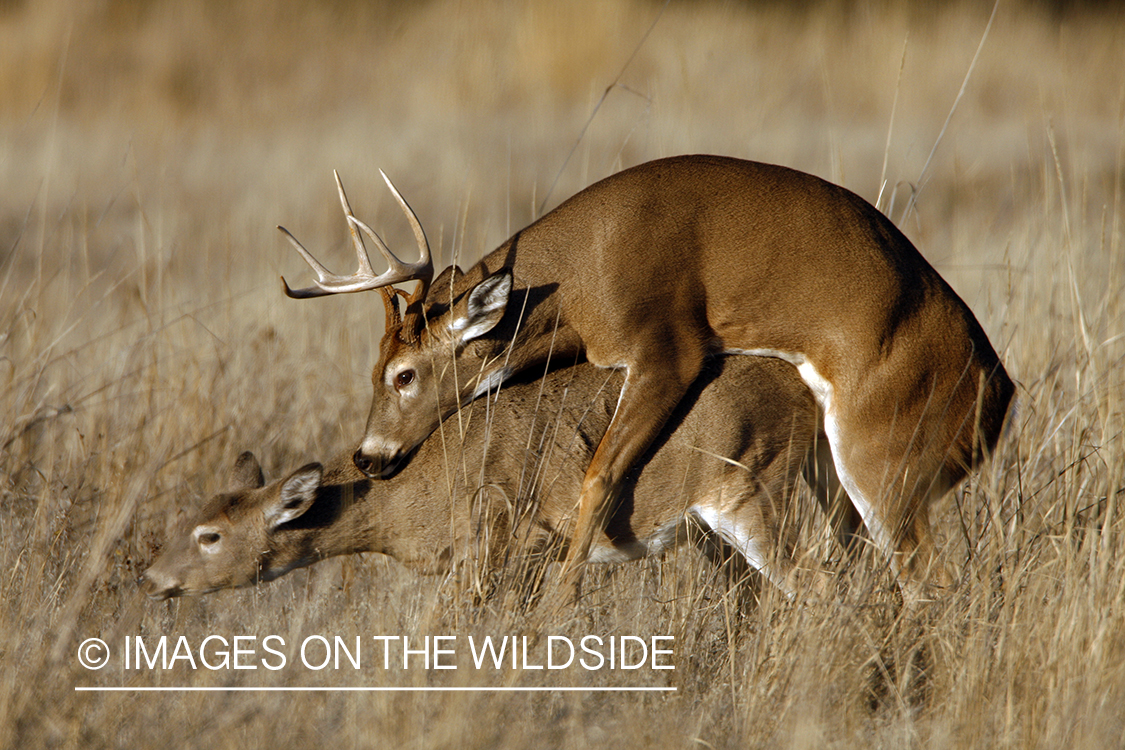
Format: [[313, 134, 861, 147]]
[[278, 170, 433, 306]]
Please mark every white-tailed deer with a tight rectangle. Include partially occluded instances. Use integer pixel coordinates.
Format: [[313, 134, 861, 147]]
[[141, 356, 842, 599], [278, 155, 1014, 603]]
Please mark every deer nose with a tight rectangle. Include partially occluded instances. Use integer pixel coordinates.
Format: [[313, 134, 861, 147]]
[[354, 447, 408, 478], [137, 568, 179, 600], [353, 448, 376, 477]]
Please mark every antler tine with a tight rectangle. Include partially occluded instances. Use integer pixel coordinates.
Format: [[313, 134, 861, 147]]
[[334, 170, 377, 278], [278, 170, 435, 300], [277, 225, 341, 299], [348, 214, 430, 282], [379, 169, 434, 301]]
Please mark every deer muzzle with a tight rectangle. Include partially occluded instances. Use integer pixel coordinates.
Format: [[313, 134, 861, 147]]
[[352, 446, 408, 479], [138, 567, 182, 601]]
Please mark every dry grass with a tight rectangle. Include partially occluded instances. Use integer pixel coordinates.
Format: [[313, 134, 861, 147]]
[[1, 0, 1123, 747]]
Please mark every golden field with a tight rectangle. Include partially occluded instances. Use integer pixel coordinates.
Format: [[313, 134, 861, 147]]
[[1, 0, 1123, 747]]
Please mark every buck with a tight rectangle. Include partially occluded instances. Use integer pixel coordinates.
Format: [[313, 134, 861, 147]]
[[278, 155, 1014, 603], [140, 356, 846, 600]]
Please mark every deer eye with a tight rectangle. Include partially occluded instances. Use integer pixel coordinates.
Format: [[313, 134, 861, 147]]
[[198, 531, 221, 547], [394, 369, 415, 390]]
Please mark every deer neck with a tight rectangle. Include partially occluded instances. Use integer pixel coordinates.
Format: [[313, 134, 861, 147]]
[[448, 253, 583, 377]]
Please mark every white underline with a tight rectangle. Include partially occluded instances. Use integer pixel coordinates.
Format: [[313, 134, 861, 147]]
[[75, 686, 676, 693]]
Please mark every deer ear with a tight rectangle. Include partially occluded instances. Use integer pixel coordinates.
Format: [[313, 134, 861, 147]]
[[232, 451, 265, 490], [268, 463, 323, 529], [449, 269, 512, 344]]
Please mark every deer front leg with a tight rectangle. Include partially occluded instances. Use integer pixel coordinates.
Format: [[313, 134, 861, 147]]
[[557, 346, 705, 601]]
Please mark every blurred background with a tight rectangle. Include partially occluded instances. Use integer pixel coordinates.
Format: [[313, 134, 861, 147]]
[[3, 0, 1121, 270]]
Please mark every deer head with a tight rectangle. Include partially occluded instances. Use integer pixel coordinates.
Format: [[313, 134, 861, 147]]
[[139, 452, 325, 599], [278, 172, 520, 478]]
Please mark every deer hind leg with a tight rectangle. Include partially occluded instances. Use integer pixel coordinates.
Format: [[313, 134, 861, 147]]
[[822, 410, 955, 606]]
